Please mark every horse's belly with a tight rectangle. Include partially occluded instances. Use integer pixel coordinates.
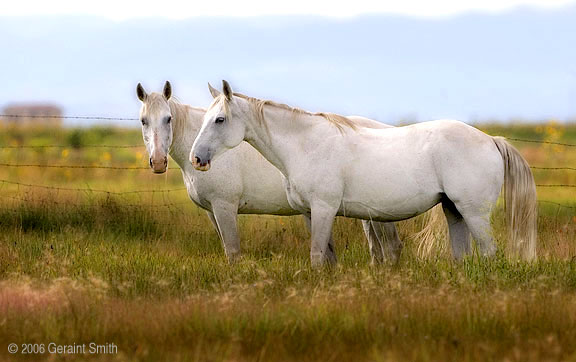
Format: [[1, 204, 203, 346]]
[[338, 193, 440, 222], [339, 170, 441, 221], [237, 196, 298, 215]]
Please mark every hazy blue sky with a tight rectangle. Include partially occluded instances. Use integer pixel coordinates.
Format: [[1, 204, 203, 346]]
[[1, 2, 575, 126], [1, 0, 572, 19]]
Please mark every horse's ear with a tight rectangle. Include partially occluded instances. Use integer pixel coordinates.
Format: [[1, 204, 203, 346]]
[[222, 80, 233, 101], [208, 83, 221, 99], [163, 81, 172, 100], [136, 83, 147, 102]]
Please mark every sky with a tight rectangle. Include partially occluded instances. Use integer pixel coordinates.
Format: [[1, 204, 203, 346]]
[[1, 0, 574, 19], [1, 0, 575, 126]]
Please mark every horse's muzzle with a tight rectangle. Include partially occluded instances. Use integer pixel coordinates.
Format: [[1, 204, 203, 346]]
[[150, 156, 168, 174], [192, 156, 211, 171]]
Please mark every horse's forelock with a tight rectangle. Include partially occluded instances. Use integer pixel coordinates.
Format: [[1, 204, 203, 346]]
[[144, 93, 193, 138], [209, 94, 232, 120]]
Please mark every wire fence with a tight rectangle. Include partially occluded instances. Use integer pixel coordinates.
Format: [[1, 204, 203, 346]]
[[537, 200, 576, 210], [0, 144, 143, 149], [0, 193, 191, 210], [0, 179, 186, 195], [506, 137, 576, 148], [0, 162, 574, 173], [0, 163, 149, 170], [0, 139, 575, 150], [0, 114, 138, 121], [0, 113, 574, 212]]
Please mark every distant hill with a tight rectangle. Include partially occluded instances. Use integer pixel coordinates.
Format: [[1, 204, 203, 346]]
[[0, 7, 575, 126]]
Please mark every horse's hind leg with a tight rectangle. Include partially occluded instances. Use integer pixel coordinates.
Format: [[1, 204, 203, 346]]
[[378, 222, 403, 263], [460, 211, 496, 257], [363, 221, 402, 264], [442, 197, 471, 260], [444, 196, 497, 258], [362, 220, 384, 264]]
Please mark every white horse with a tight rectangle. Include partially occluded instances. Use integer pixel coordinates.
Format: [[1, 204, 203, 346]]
[[191, 81, 538, 266], [137, 81, 432, 263]]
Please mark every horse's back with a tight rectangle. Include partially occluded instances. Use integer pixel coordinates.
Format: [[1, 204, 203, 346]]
[[357, 119, 500, 163], [378, 120, 504, 206], [332, 120, 504, 220]]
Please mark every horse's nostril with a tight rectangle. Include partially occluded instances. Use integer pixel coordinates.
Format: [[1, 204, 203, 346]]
[[149, 158, 153, 168], [195, 156, 201, 164]]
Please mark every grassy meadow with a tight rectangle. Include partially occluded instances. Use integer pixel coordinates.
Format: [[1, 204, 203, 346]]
[[0, 122, 574, 361]]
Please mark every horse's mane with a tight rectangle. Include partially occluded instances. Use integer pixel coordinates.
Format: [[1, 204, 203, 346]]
[[216, 93, 358, 132], [168, 97, 194, 136]]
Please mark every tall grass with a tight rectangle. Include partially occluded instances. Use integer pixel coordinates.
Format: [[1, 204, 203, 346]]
[[0, 123, 574, 361]]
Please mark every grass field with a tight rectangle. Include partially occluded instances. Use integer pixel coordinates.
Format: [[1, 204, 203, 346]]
[[0, 122, 574, 361]]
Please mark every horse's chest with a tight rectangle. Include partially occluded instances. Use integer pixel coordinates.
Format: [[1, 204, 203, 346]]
[[183, 174, 213, 211], [283, 178, 311, 212]]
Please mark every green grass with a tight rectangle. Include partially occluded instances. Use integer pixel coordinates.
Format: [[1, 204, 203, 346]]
[[0, 123, 574, 361]]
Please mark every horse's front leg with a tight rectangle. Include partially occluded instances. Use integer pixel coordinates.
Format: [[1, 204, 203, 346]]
[[310, 202, 339, 268], [302, 214, 337, 263], [206, 211, 222, 241], [211, 201, 241, 263]]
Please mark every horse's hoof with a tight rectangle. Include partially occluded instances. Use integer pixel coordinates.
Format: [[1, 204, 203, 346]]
[[227, 252, 242, 264], [310, 253, 325, 268]]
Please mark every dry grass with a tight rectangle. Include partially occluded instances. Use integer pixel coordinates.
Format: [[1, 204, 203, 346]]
[[0, 123, 574, 361], [1, 263, 576, 362]]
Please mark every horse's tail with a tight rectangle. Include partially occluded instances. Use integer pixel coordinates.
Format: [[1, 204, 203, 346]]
[[492, 136, 538, 260], [415, 205, 448, 259]]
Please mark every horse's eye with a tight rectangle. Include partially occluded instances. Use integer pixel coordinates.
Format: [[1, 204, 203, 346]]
[[215, 117, 225, 124], [166, 116, 172, 124], [141, 118, 147, 126]]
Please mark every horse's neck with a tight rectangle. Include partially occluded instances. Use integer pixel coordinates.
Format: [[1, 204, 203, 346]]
[[245, 106, 339, 176], [169, 102, 204, 168]]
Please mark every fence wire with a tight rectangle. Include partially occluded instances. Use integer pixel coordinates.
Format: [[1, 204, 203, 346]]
[[0, 193, 191, 209], [0, 163, 148, 170], [506, 137, 576, 148], [0, 179, 186, 195], [0, 114, 138, 121], [0, 114, 574, 211], [0, 162, 573, 173], [0, 145, 143, 149]]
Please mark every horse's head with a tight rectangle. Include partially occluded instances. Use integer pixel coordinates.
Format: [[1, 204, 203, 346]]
[[190, 80, 247, 171], [137, 81, 173, 174]]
